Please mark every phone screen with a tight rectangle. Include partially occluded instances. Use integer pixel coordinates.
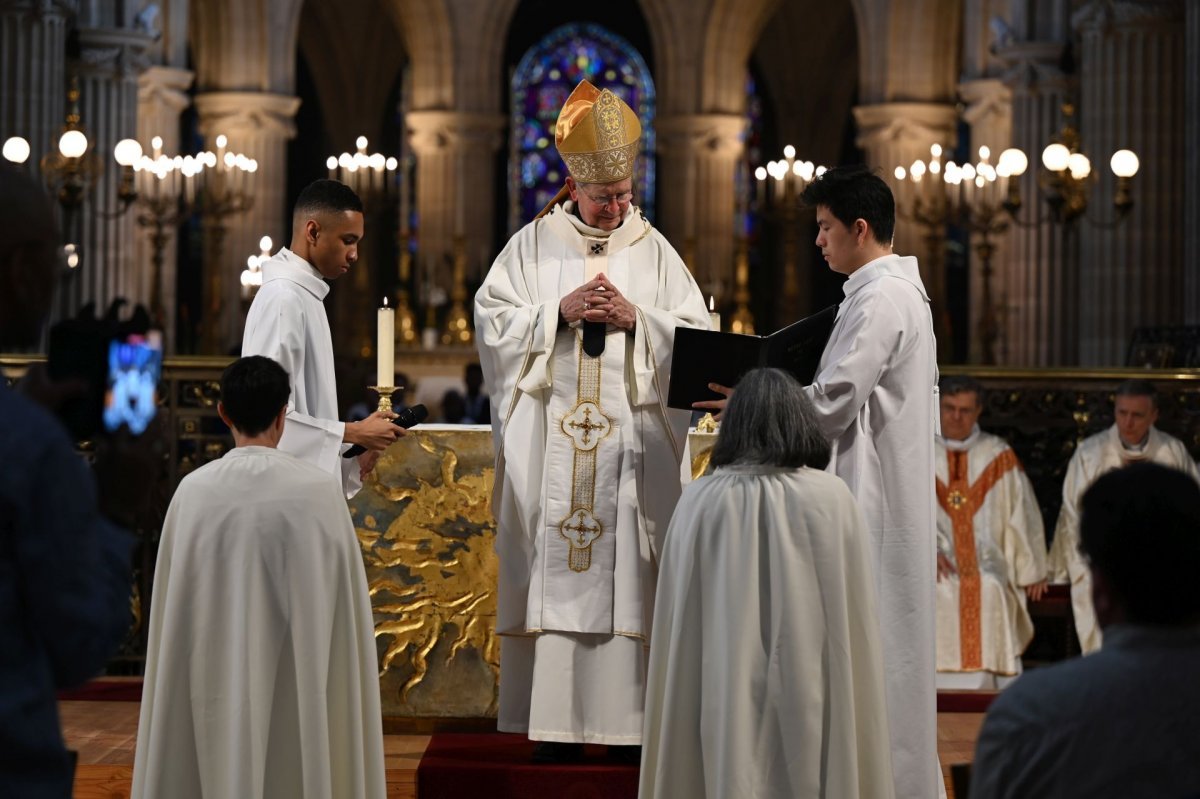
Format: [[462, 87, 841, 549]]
[[103, 333, 162, 434]]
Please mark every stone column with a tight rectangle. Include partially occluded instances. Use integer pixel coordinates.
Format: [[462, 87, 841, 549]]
[[1187, 1, 1200, 324], [1075, 0, 1185, 365], [0, 1, 72, 177], [657, 114, 745, 305], [193, 91, 300, 354], [135, 65, 192, 352], [58, 22, 153, 322], [854, 102, 959, 348], [996, 34, 1077, 366], [959, 78, 1013, 363], [407, 110, 505, 287]]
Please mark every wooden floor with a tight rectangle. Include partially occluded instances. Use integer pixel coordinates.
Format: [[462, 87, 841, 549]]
[[63, 700, 983, 799]]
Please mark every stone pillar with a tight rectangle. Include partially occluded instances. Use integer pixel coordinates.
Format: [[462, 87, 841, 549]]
[[135, 65, 192, 352], [1187, 2, 1200, 324], [0, 1, 71, 177], [1075, 0, 1185, 365], [959, 78, 1013, 363], [407, 110, 505, 287], [853, 102, 959, 348], [657, 114, 745, 304], [58, 22, 153, 321], [996, 32, 1077, 366], [193, 91, 301, 354]]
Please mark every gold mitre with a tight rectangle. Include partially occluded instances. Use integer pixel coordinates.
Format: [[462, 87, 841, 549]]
[[555, 80, 642, 184]]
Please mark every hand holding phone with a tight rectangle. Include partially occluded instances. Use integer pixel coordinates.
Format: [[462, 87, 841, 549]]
[[102, 335, 162, 435]]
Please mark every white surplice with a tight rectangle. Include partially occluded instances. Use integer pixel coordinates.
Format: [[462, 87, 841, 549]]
[[474, 202, 708, 743], [242, 248, 361, 498], [131, 446, 385, 799], [640, 466, 895, 799], [1048, 425, 1200, 653], [804, 253, 941, 799], [935, 429, 1047, 688]]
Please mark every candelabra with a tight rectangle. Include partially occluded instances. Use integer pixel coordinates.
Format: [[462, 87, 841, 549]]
[[241, 236, 272, 300], [442, 236, 474, 347], [995, 103, 1139, 228], [754, 146, 826, 323], [895, 144, 1023, 364]]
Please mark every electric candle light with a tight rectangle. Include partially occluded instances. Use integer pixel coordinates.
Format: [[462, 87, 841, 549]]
[[377, 298, 395, 388]]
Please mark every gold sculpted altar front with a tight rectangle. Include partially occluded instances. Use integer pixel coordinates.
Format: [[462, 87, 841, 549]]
[[350, 425, 500, 721]]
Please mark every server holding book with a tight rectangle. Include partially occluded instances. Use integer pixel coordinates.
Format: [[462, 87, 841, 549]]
[[691, 165, 942, 799]]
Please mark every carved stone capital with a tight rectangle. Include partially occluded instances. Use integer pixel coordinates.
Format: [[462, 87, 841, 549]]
[[959, 78, 1012, 128], [193, 91, 302, 140], [406, 111, 506, 155], [995, 40, 1072, 94], [656, 114, 746, 158], [1073, 0, 1184, 33], [852, 102, 959, 150], [138, 66, 193, 114], [75, 25, 156, 80]]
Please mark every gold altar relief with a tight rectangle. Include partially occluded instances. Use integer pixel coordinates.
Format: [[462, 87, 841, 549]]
[[350, 428, 500, 719], [689, 428, 718, 481]]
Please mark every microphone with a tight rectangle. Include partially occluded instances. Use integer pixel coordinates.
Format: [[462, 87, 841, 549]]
[[342, 403, 428, 458]]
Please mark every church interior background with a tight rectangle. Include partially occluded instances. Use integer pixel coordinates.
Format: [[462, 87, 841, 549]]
[[3, 0, 1200, 784]]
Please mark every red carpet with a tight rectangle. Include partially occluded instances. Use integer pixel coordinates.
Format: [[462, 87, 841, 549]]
[[417, 733, 638, 799], [57, 678, 144, 702]]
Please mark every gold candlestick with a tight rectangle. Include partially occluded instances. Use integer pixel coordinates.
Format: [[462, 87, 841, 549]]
[[442, 235, 474, 346], [370, 385, 398, 414], [729, 236, 755, 335], [395, 241, 418, 345]]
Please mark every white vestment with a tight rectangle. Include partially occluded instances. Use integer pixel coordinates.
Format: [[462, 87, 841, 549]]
[[935, 429, 1046, 689], [243, 248, 361, 498], [474, 202, 708, 743], [640, 466, 895, 799], [1048, 425, 1199, 653], [803, 253, 941, 799], [131, 447, 385, 799]]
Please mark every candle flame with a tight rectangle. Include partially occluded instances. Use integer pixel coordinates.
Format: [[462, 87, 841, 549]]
[[709, 295, 715, 311], [383, 297, 389, 307]]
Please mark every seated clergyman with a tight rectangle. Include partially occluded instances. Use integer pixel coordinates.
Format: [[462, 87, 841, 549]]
[[934, 375, 1047, 690]]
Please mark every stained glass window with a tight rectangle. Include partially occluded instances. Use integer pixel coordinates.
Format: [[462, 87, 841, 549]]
[[509, 23, 656, 230]]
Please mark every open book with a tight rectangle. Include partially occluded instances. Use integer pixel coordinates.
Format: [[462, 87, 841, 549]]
[[666, 304, 839, 410]]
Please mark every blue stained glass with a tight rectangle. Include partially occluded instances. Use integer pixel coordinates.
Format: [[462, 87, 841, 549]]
[[510, 23, 656, 229]]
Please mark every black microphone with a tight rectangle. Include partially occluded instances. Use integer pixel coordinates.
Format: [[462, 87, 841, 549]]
[[342, 403, 428, 458]]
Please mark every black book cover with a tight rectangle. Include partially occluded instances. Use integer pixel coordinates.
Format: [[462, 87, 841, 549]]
[[666, 304, 839, 410]]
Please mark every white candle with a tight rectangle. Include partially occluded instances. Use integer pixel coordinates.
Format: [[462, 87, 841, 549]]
[[377, 298, 395, 388], [708, 296, 720, 332]]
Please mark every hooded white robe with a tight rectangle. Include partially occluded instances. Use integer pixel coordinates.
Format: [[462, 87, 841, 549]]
[[1048, 425, 1199, 653], [639, 466, 895, 799], [803, 253, 941, 799], [474, 202, 708, 743], [131, 446, 385, 799], [935, 428, 1047, 688], [243, 248, 362, 498]]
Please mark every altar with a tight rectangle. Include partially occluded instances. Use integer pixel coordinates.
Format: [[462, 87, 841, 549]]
[[352, 423, 717, 725]]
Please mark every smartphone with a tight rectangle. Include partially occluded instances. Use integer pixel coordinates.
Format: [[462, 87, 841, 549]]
[[102, 333, 162, 435]]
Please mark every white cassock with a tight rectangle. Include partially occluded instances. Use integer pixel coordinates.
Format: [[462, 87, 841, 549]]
[[474, 202, 708, 743], [131, 446, 385, 799], [243, 248, 362, 498], [803, 253, 941, 799], [935, 428, 1047, 689], [1048, 425, 1199, 653], [640, 466, 895, 799]]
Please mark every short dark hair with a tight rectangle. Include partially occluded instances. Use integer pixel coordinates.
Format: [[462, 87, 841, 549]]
[[711, 368, 831, 470], [800, 165, 896, 245], [1114, 378, 1158, 408], [220, 356, 291, 436], [940, 375, 985, 404], [294, 179, 363, 219], [1080, 462, 1200, 625]]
